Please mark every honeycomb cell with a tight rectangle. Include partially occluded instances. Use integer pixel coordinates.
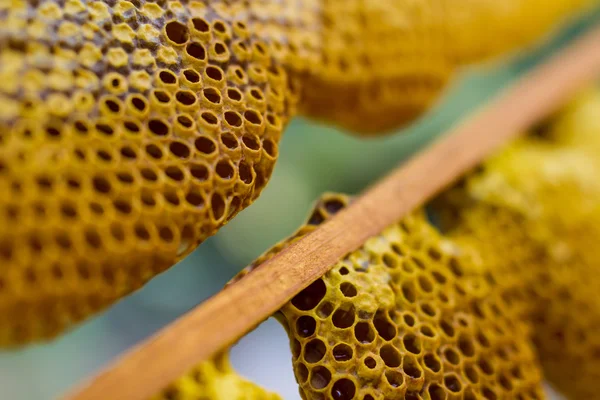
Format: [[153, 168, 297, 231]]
[[0, 0, 594, 347]]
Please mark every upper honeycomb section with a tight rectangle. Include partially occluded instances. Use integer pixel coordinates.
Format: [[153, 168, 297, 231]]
[[280, 0, 595, 133], [0, 0, 295, 347]]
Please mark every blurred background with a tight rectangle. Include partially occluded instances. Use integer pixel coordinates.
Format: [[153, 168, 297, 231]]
[[1, 12, 599, 400]]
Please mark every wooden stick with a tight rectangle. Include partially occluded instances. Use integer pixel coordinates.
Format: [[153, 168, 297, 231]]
[[65, 24, 600, 400]]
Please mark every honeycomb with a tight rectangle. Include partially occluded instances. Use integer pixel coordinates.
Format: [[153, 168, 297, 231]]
[[154, 351, 281, 400], [0, 0, 294, 347], [293, 0, 596, 133], [279, 196, 544, 400], [0, 0, 595, 347], [160, 193, 546, 400], [435, 91, 600, 399]]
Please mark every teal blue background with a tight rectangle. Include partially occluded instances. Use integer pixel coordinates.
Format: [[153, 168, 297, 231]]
[[1, 11, 599, 400]]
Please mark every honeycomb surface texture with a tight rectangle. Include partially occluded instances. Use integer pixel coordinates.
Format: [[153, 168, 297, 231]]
[[0, 0, 294, 347], [159, 194, 546, 400], [434, 90, 600, 399], [153, 351, 281, 400], [0, 0, 595, 347], [287, 0, 596, 133], [278, 196, 544, 400]]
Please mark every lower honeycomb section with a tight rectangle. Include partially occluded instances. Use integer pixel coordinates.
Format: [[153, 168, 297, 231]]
[[277, 196, 544, 400], [158, 194, 546, 400]]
